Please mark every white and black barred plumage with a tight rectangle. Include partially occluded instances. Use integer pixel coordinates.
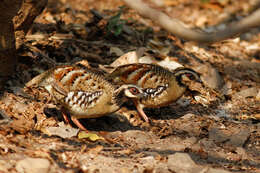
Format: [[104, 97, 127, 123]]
[[26, 65, 145, 130]]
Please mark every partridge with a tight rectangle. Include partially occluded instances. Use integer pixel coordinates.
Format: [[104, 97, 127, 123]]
[[107, 63, 202, 122], [26, 65, 145, 130]]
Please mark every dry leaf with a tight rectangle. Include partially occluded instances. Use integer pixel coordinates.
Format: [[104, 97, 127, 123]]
[[196, 63, 224, 90], [78, 131, 104, 141], [110, 48, 145, 67], [42, 122, 79, 138]]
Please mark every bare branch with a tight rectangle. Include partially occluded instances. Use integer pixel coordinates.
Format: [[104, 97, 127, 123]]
[[122, 0, 260, 43]]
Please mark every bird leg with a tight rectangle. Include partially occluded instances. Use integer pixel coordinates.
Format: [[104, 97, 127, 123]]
[[71, 116, 88, 131], [61, 107, 88, 131], [134, 100, 149, 122], [61, 112, 70, 124], [60, 107, 71, 124]]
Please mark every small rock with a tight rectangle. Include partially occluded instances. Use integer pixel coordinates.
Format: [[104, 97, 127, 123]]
[[167, 153, 202, 173], [209, 128, 229, 143], [209, 127, 250, 147], [199, 138, 217, 151], [16, 158, 50, 173], [227, 129, 250, 147]]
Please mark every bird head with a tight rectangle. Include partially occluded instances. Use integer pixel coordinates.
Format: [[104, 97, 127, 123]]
[[122, 84, 146, 99], [174, 68, 202, 87], [115, 84, 146, 100]]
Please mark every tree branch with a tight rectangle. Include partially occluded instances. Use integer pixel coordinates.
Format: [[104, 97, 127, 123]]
[[122, 0, 260, 43]]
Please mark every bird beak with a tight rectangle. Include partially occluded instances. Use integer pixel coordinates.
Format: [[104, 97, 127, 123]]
[[197, 78, 203, 84]]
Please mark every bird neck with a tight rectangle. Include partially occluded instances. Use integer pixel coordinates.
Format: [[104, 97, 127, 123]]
[[174, 68, 194, 87], [113, 86, 128, 107], [175, 74, 187, 88]]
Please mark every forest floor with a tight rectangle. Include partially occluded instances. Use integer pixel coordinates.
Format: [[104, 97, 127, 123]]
[[0, 0, 259, 172]]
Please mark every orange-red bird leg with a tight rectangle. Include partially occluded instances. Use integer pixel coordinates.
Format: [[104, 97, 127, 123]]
[[62, 112, 70, 124], [71, 116, 88, 131], [134, 100, 149, 122], [60, 107, 70, 124]]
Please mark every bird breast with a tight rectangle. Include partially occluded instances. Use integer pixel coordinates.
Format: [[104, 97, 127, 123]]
[[140, 78, 186, 107], [63, 90, 120, 119]]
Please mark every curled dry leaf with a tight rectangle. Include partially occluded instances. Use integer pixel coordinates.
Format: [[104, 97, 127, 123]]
[[108, 49, 183, 73], [75, 60, 91, 68], [157, 57, 183, 71], [196, 63, 224, 91], [110, 48, 145, 67]]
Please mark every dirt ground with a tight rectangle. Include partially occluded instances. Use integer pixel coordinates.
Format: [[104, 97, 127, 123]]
[[0, 0, 259, 172]]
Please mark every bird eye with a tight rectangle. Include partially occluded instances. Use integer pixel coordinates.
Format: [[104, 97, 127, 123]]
[[185, 73, 195, 80], [129, 87, 139, 95]]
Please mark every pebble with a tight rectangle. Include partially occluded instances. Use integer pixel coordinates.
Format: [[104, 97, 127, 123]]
[[16, 157, 50, 173]]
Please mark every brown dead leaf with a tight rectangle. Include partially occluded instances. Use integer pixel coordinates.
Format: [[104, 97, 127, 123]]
[[157, 57, 183, 71], [196, 63, 224, 91], [110, 48, 145, 67], [75, 60, 91, 68], [42, 122, 79, 138]]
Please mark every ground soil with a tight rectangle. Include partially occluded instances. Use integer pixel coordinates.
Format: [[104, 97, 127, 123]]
[[0, 0, 259, 172]]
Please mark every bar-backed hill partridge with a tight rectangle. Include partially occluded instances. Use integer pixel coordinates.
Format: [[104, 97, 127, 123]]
[[107, 63, 202, 122], [26, 65, 145, 131]]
